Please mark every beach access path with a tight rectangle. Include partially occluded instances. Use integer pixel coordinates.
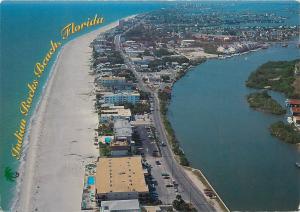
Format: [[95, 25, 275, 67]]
[[14, 21, 120, 212]]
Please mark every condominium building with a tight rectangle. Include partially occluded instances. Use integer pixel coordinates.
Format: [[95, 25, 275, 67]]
[[101, 91, 140, 105], [95, 156, 149, 201]]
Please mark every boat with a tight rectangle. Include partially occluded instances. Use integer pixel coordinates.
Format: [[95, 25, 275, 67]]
[[282, 43, 288, 48], [287, 117, 293, 124], [295, 162, 300, 168]]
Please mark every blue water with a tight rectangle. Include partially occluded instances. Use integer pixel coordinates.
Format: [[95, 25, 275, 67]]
[[87, 176, 95, 186], [0, 2, 169, 210], [0, 1, 299, 211], [168, 43, 300, 211]]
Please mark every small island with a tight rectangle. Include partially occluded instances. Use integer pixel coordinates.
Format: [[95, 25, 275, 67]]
[[247, 91, 286, 115], [246, 59, 300, 98], [270, 121, 300, 144]]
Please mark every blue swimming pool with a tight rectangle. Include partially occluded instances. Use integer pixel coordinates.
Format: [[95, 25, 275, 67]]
[[87, 176, 95, 185]]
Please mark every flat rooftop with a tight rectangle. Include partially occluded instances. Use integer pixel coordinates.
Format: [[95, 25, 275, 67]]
[[114, 119, 132, 137], [101, 108, 131, 117], [96, 156, 148, 194], [101, 199, 140, 211]]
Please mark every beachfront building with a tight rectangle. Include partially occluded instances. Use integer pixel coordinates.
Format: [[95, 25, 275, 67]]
[[113, 119, 132, 142], [100, 91, 140, 105], [100, 199, 140, 212], [110, 141, 130, 156], [100, 107, 132, 123], [95, 156, 149, 202], [98, 76, 126, 87]]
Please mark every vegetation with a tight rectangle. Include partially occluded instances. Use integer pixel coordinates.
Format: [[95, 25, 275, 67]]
[[117, 69, 137, 82], [158, 90, 190, 166], [162, 56, 189, 64], [98, 124, 114, 136], [139, 90, 151, 100], [161, 75, 171, 83], [99, 143, 111, 157], [154, 48, 173, 57], [124, 102, 150, 115], [246, 59, 300, 98], [107, 51, 124, 64], [173, 195, 197, 212], [247, 91, 286, 115], [269, 121, 300, 144]]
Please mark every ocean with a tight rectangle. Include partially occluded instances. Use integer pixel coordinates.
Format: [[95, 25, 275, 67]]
[[0, 2, 168, 210], [0, 1, 299, 211]]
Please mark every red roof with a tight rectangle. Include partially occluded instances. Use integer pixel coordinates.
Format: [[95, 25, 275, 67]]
[[288, 99, 300, 105], [291, 107, 300, 113]]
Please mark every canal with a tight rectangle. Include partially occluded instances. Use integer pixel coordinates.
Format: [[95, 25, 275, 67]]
[[168, 43, 300, 211]]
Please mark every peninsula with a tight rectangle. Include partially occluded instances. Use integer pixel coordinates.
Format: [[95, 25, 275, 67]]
[[247, 91, 286, 115]]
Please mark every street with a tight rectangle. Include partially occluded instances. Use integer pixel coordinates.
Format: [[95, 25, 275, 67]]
[[115, 32, 215, 211]]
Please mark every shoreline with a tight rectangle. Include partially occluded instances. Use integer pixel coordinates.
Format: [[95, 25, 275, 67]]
[[12, 20, 122, 212], [158, 62, 230, 211]]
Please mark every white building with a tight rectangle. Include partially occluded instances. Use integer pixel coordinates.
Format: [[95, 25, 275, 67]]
[[100, 199, 140, 212], [100, 107, 131, 123], [114, 119, 132, 142]]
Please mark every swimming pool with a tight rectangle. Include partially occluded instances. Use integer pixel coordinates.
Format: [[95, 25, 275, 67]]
[[87, 176, 95, 185]]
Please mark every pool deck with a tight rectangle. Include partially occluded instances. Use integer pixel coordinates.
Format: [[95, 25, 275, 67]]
[[81, 163, 97, 210]]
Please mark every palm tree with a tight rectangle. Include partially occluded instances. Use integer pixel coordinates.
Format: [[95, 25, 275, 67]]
[[4, 166, 18, 182]]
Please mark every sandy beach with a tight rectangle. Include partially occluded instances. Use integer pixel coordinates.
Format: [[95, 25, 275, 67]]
[[13, 20, 121, 212]]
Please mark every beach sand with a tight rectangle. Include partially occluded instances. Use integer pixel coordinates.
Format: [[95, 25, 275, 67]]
[[14, 21, 121, 212]]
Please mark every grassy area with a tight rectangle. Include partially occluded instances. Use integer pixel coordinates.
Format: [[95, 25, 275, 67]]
[[269, 121, 300, 144], [173, 195, 197, 212], [247, 91, 286, 115], [158, 90, 190, 166], [154, 48, 173, 57], [124, 102, 150, 115], [246, 59, 300, 98], [99, 143, 111, 157]]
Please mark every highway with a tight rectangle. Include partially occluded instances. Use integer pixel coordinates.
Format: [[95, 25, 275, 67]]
[[114, 32, 215, 211]]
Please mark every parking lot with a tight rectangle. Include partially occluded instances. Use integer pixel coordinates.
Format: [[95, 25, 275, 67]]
[[134, 125, 178, 205]]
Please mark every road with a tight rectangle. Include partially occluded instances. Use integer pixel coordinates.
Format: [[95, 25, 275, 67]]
[[115, 33, 215, 211]]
